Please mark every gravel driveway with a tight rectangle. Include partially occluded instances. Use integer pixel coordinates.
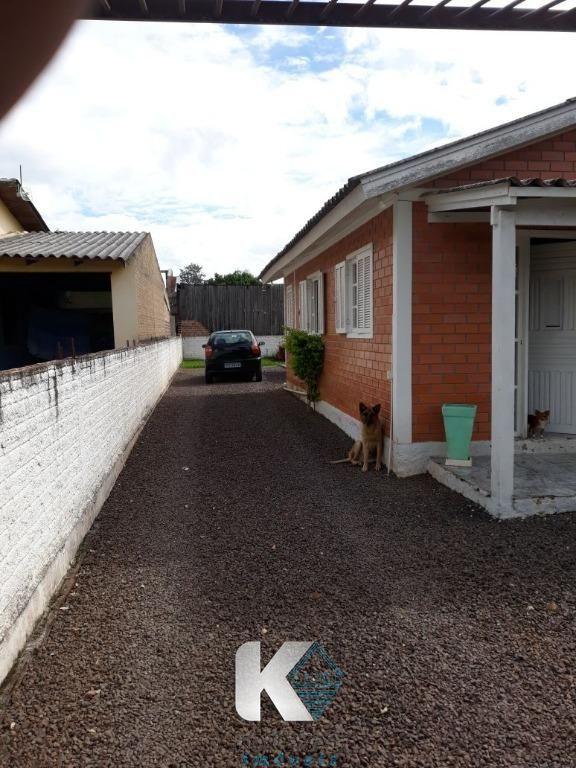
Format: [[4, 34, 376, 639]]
[[1, 366, 576, 768]]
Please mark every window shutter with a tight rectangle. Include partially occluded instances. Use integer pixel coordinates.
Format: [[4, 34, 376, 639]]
[[317, 273, 325, 335], [285, 284, 294, 328], [357, 255, 366, 329], [345, 244, 373, 336], [299, 280, 308, 330], [335, 262, 346, 333], [307, 280, 315, 332], [361, 251, 372, 332]]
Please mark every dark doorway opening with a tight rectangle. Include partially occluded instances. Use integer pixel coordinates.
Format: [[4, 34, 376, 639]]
[[0, 272, 114, 371]]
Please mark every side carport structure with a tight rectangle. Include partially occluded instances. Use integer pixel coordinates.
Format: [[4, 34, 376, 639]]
[[0, 231, 171, 370]]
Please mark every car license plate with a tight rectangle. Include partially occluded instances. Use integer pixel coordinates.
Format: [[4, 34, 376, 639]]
[[224, 362, 242, 369]]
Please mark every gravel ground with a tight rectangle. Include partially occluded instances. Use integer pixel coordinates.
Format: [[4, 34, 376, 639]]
[[2, 367, 576, 768]]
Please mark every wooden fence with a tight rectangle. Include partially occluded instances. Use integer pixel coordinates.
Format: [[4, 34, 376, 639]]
[[177, 284, 284, 336]]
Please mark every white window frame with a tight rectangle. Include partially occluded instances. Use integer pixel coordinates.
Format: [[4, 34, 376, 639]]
[[285, 283, 294, 328], [335, 244, 373, 339], [298, 272, 324, 334]]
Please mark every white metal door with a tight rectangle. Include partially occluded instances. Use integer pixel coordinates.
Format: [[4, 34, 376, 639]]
[[529, 244, 576, 434]]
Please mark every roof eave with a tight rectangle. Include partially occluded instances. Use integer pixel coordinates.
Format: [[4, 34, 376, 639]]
[[259, 183, 368, 282], [361, 98, 576, 198], [260, 98, 576, 281]]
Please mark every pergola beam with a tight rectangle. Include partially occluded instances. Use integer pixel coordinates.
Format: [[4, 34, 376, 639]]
[[518, 0, 565, 19], [83, 0, 576, 32], [454, 0, 491, 20], [286, 0, 300, 18], [419, 0, 450, 20], [354, 0, 378, 19], [320, 0, 339, 18]]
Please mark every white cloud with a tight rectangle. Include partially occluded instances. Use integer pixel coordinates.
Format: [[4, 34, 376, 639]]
[[0, 20, 575, 278]]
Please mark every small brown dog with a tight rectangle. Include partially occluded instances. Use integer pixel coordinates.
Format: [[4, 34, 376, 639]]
[[331, 402, 384, 472], [528, 409, 550, 438]]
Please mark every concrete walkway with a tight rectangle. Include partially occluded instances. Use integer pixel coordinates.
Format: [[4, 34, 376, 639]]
[[1, 368, 576, 767]]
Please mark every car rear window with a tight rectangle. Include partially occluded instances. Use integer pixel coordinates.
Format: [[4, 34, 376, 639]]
[[212, 332, 252, 347]]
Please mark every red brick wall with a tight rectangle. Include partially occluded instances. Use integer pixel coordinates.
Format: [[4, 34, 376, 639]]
[[287, 209, 393, 434], [430, 128, 576, 188], [285, 129, 576, 446], [181, 320, 210, 337], [412, 203, 492, 442], [411, 126, 576, 443]]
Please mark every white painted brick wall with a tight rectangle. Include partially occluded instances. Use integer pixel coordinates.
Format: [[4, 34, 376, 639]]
[[0, 337, 182, 684], [183, 334, 284, 359]]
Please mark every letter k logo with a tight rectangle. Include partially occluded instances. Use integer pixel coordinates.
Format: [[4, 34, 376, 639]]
[[235, 641, 343, 722]]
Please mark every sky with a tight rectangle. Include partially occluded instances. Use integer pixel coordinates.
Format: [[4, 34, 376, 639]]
[[0, 19, 575, 279]]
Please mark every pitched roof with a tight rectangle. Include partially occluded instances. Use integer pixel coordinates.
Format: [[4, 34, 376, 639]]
[[0, 179, 48, 232], [0, 231, 148, 261], [260, 97, 576, 281]]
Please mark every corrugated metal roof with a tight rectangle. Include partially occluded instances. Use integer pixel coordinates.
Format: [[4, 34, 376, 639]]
[[0, 231, 148, 261], [425, 177, 576, 195]]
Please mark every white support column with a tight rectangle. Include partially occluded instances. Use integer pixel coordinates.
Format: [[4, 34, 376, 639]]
[[516, 233, 531, 437], [392, 200, 413, 444], [490, 206, 516, 516]]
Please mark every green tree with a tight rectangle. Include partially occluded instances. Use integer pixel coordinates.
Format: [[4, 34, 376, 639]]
[[205, 270, 260, 286], [179, 262, 206, 285]]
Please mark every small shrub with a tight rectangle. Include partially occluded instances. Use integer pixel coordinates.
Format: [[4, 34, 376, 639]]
[[284, 328, 325, 402]]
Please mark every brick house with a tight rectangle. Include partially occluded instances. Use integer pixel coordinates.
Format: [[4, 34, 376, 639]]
[[260, 97, 576, 518]]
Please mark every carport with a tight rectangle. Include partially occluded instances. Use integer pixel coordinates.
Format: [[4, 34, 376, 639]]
[[0, 230, 164, 371]]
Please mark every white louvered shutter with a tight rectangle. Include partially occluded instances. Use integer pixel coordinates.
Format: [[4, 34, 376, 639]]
[[360, 250, 372, 332], [357, 254, 366, 330], [285, 284, 294, 327], [335, 262, 346, 333], [299, 280, 308, 330], [317, 273, 324, 335], [347, 245, 373, 336]]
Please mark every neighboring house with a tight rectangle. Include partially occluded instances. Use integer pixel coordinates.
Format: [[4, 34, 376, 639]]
[[0, 177, 48, 234], [0, 180, 171, 370], [260, 97, 576, 518]]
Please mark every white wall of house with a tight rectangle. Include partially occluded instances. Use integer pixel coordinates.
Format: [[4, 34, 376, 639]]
[[183, 334, 284, 359], [0, 337, 182, 685]]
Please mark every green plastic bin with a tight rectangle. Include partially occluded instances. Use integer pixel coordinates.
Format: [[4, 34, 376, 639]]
[[441, 403, 477, 466]]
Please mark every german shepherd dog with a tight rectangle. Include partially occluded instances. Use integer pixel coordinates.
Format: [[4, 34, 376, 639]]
[[331, 402, 384, 472]]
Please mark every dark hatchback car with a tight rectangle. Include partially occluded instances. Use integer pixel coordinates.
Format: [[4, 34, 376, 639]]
[[203, 330, 264, 384]]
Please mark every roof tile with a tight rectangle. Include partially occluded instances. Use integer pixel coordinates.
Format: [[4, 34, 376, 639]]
[[0, 231, 148, 261]]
